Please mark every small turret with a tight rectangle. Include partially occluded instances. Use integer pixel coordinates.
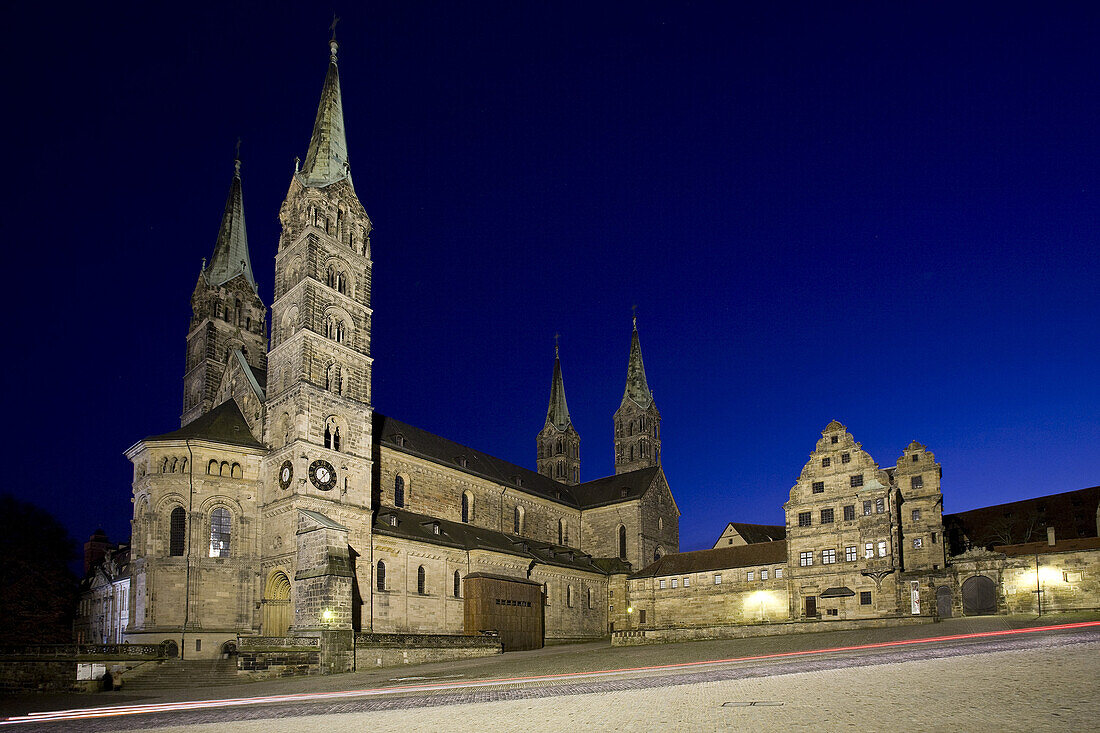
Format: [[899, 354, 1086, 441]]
[[614, 315, 661, 473], [536, 339, 581, 484]]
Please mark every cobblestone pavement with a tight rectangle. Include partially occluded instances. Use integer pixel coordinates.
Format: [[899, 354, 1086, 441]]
[[139, 638, 1100, 733], [3, 613, 1098, 731]]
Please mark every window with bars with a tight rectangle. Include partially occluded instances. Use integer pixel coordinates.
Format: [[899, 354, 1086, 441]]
[[860, 591, 872, 605], [822, 457, 831, 467], [850, 474, 864, 488], [799, 551, 813, 566], [911, 475, 924, 489], [812, 481, 824, 494], [875, 497, 885, 513], [798, 512, 812, 527], [863, 500, 873, 516], [841, 452, 850, 464], [821, 508, 834, 524], [843, 505, 856, 521]]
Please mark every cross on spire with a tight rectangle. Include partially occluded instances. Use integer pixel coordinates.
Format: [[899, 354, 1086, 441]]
[[329, 14, 341, 41], [554, 332, 560, 356], [631, 304, 638, 329]]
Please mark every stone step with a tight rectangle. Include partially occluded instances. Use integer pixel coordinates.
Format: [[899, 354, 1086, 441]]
[[123, 659, 240, 691]]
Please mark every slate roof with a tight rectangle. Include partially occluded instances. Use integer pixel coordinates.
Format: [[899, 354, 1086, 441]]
[[373, 506, 610, 575], [994, 536, 1100, 557], [630, 540, 787, 579], [944, 485, 1099, 553], [374, 413, 657, 509], [146, 399, 265, 449], [298, 509, 348, 531], [544, 350, 573, 431]]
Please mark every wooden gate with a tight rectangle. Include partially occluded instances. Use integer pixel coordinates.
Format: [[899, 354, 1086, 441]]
[[262, 571, 292, 636], [961, 575, 997, 616], [936, 585, 953, 618]]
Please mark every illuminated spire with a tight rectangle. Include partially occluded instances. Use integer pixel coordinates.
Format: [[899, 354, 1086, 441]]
[[300, 37, 350, 186]]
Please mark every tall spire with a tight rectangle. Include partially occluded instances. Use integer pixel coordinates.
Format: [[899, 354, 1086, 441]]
[[545, 337, 572, 431], [300, 38, 350, 187], [621, 315, 653, 409], [203, 153, 256, 290]]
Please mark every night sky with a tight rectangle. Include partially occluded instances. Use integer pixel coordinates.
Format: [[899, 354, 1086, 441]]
[[4, 3, 1097, 555]]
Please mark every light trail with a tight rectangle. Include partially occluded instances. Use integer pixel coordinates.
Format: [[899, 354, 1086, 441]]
[[3, 620, 1097, 727]]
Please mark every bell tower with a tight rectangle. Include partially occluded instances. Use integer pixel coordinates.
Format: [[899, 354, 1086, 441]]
[[613, 315, 661, 474], [262, 38, 374, 632], [536, 340, 581, 484], [181, 156, 267, 426]]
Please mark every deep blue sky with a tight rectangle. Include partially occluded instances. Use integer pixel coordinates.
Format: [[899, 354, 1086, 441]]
[[4, 2, 1097, 554]]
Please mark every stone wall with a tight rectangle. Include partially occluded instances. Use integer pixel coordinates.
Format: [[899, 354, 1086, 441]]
[[626, 569, 789, 629], [612, 614, 933, 646], [354, 632, 500, 669], [998, 548, 1100, 614], [237, 636, 322, 680]]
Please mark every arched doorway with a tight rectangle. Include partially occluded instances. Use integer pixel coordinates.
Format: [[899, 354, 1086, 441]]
[[936, 585, 953, 618], [162, 639, 179, 658], [262, 570, 292, 636], [961, 575, 997, 616]]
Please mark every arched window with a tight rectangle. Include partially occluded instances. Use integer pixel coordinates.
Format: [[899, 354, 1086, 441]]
[[333, 427, 341, 452], [394, 476, 405, 507], [376, 560, 386, 591], [180, 458, 188, 473], [417, 565, 426, 595], [654, 546, 663, 562], [619, 525, 627, 561], [558, 519, 564, 545], [567, 585, 574, 608], [324, 424, 332, 449], [231, 463, 242, 479], [209, 508, 231, 557], [461, 491, 471, 523], [453, 570, 461, 598], [169, 507, 186, 556], [208, 459, 218, 475], [658, 516, 663, 531], [219, 461, 229, 476], [513, 506, 523, 535], [587, 587, 593, 609]]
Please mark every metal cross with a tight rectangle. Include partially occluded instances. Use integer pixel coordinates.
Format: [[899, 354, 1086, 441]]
[[554, 333, 560, 355], [330, 14, 341, 40], [631, 304, 638, 327]]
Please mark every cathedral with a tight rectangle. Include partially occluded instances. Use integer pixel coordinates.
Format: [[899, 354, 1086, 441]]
[[122, 39, 679, 657]]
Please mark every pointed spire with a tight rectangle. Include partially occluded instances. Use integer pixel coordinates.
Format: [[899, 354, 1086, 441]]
[[621, 315, 654, 409], [300, 37, 350, 187], [204, 153, 256, 290], [545, 337, 572, 431]]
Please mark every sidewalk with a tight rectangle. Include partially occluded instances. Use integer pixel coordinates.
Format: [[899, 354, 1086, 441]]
[[3, 611, 1097, 719]]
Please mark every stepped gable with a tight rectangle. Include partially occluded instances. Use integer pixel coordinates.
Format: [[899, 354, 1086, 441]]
[[373, 506, 606, 574], [629, 540, 787, 579], [146, 399, 264, 449], [374, 413, 580, 507]]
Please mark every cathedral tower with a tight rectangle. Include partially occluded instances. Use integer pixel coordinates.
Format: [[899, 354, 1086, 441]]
[[181, 157, 267, 426], [613, 316, 661, 474], [262, 38, 374, 632], [536, 342, 581, 484]]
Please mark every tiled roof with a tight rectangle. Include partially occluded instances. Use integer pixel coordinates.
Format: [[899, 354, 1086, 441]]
[[373, 506, 609, 575], [146, 399, 265, 449], [994, 536, 1100, 557], [630, 540, 787, 579], [727, 522, 787, 544], [944, 485, 1099, 553]]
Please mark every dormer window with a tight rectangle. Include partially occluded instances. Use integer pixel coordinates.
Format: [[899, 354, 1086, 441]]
[[388, 515, 397, 527], [620, 488, 629, 498], [456, 455, 468, 468], [393, 433, 406, 447]]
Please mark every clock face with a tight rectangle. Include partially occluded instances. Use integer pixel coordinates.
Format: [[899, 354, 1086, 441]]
[[279, 460, 293, 489], [309, 459, 337, 491]]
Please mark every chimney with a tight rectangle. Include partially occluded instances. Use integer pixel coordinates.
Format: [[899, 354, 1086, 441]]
[[1046, 526, 1056, 547]]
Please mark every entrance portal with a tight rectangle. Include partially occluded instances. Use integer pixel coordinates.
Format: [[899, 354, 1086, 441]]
[[262, 570, 292, 636], [961, 575, 996, 616], [936, 585, 953, 618]]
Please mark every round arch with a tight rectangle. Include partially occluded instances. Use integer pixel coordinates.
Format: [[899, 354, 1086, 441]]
[[262, 570, 292, 637]]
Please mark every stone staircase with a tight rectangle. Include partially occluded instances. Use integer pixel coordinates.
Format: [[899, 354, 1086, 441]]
[[123, 658, 240, 691]]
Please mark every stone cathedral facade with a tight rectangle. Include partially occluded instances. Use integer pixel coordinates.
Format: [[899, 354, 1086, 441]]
[[122, 40, 679, 657]]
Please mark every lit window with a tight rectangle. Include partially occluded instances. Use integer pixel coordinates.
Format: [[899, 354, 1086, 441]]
[[747, 571, 755, 581], [761, 569, 769, 580], [863, 500, 872, 516], [822, 548, 836, 564], [798, 512, 812, 527], [799, 551, 813, 566], [875, 497, 885, 514], [911, 475, 924, 489], [913, 537, 923, 549], [850, 474, 864, 488], [683, 577, 690, 587], [821, 508, 834, 524], [671, 578, 678, 588], [209, 508, 231, 558], [775, 568, 783, 579], [860, 591, 872, 605], [812, 481, 824, 493], [843, 505, 855, 521], [865, 542, 874, 559], [714, 574, 722, 585], [912, 509, 921, 521], [877, 541, 888, 557], [845, 545, 857, 562], [659, 579, 666, 589]]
